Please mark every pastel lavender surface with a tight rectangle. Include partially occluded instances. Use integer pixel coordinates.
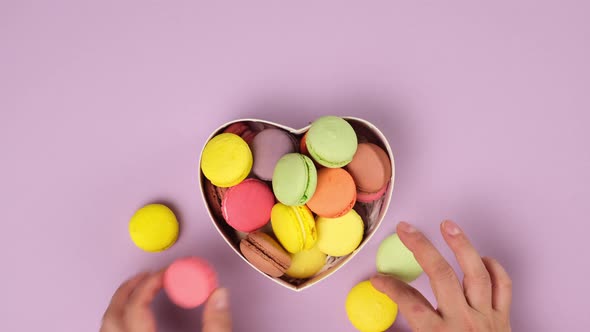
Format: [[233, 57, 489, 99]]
[[1, 1, 589, 331]]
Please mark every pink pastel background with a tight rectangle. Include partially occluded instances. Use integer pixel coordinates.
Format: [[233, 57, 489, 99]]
[[1, 1, 589, 331]]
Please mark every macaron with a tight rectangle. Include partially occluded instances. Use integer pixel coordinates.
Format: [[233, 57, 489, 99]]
[[306, 168, 356, 218], [271, 203, 317, 253], [305, 116, 358, 168], [201, 133, 253, 187], [251, 128, 297, 181], [316, 209, 364, 257], [223, 122, 260, 144], [129, 204, 179, 252], [222, 179, 275, 232], [376, 233, 423, 282], [285, 244, 327, 279], [356, 181, 389, 203], [346, 280, 398, 332], [203, 179, 229, 220], [346, 143, 392, 193], [272, 153, 317, 206], [164, 257, 218, 309], [240, 232, 292, 278]]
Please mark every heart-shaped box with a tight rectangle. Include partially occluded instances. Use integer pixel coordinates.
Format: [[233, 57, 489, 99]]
[[199, 117, 395, 291]]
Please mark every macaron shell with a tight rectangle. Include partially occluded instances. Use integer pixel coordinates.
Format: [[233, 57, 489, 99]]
[[356, 182, 389, 203], [240, 232, 292, 277], [346, 281, 398, 332], [251, 129, 297, 181], [271, 203, 316, 253], [204, 179, 229, 219], [306, 168, 356, 218], [376, 233, 423, 282], [201, 133, 253, 187], [306, 116, 358, 168], [224, 122, 259, 144], [164, 257, 218, 309], [129, 204, 179, 252], [316, 209, 364, 257], [222, 179, 275, 232], [346, 143, 392, 193], [272, 153, 317, 206], [285, 245, 327, 279]]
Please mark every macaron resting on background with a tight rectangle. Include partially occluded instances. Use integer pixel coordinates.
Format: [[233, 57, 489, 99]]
[[305, 116, 358, 168], [306, 167, 357, 218], [128, 204, 179, 252], [316, 209, 364, 257], [251, 128, 297, 180], [201, 133, 253, 187], [240, 232, 292, 278], [376, 233, 423, 282], [271, 203, 317, 253], [346, 280, 398, 332], [163, 257, 218, 309], [222, 179, 275, 232], [272, 153, 317, 206]]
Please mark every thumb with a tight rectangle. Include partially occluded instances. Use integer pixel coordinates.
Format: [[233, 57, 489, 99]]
[[202, 288, 232, 332], [370, 274, 440, 330]]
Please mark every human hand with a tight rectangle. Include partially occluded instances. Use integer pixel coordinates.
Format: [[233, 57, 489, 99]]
[[371, 220, 512, 332], [100, 271, 232, 332]]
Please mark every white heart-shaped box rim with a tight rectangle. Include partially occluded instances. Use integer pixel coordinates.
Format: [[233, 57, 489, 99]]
[[198, 117, 395, 291]]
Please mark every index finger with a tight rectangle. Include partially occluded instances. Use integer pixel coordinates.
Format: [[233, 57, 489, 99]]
[[126, 270, 165, 308], [104, 272, 150, 318], [396, 222, 467, 314]]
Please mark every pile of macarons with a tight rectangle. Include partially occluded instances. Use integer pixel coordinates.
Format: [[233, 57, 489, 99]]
[[201, 116, 393, 280]]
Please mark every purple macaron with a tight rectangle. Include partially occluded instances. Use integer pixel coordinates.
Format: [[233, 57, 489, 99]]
[[250, 128, 297, 181]]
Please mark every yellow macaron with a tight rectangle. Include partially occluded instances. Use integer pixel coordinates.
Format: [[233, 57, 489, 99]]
[[129, 204, 179, 252], [271, 203, 317, 253], [201, 133, 253, 187], [285, 244, 327, 279], [346, 281, 398, 332], [316, 209, 364, 257]]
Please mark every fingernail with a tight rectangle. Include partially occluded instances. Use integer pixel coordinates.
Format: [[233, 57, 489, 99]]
[[398, 221, 417, 233], [212, 288, 229, 310], [442, 220, 462, 236]]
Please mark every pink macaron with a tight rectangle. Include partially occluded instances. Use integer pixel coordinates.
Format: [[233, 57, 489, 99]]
[[356, 181, 389, 203], [164, 257, 217, 309], [222, 178, 275, 232]]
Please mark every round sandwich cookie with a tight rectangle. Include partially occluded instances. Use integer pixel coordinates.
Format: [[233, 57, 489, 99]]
[[346, 142, 392, 194], [376, 233, 423, 282], [222, 179, 275, 232], [201, 133, 252, 187], [240, 232, 292, 278], [129, 204, 179, 252], [305, 116, 358, 168], [316, 209, 364, 257], [306, 167, 356, 218], [272, 153, 317, 206], [285, 244, 327, 279], [251, 128, 297, 181], [164, 257, 218, 309], [356, 181, 389, 203], [271, 203, 317, 253], [223, 122, 260, 144], [346, 280, 398, 332]]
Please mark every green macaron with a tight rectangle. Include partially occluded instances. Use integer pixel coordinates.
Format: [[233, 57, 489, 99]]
[[306, 116, 358, 168], [376, 233, 423, 282], [272, 153, 317, 206]]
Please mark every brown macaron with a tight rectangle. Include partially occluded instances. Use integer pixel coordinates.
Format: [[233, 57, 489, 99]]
[[240, 232, 292, 277], [204, 179, 229, 220], [345, 143, 392, 193]]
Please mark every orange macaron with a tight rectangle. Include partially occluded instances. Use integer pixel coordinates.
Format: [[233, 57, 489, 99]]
[[306, 168, 357, 218]]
